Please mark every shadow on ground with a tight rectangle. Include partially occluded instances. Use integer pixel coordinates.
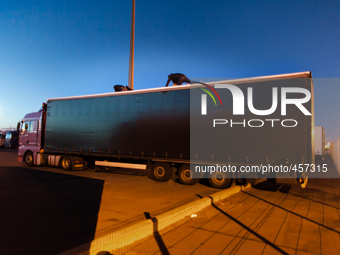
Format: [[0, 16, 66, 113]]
[[0, 166, 104, 255], [252, 180, 292, 193]]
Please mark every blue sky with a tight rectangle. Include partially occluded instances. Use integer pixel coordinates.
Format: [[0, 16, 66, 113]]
[[0, 0, 339, 141]]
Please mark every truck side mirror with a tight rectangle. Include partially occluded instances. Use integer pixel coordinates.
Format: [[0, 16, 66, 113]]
[[25, 123, 28, 131]]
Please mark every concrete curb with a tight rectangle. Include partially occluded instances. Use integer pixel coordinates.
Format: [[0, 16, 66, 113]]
[[90, 218, 154, 254], [90, 184, 249, 254], [156, 196, 212, 231], [62, 184, 249, 255]]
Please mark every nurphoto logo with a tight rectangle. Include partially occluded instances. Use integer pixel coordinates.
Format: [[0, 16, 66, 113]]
[[200, 84, 311, 128]]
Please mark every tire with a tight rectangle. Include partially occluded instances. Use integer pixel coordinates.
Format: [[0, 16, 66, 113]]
[[150, 162, 173, 182], [208, 172, 232, 189], [178, 164, 199, 185], [146, 162, 154, 180], [82, 160, 88, 170], [60, 156, 73, 171], [25, 151, 34, 167]]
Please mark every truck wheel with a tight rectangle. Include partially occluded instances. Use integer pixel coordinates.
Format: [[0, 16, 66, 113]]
[[25, 152, 34, 167], [208, 172, 232, 189], [178, 164, 199, 185], [146, 162, 154, 180], [61, 156, 73, 171], [151, 162, 173, 182]]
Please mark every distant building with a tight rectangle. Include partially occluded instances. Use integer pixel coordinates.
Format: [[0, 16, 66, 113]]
[[314, 126, 325, 156], [330, 138, 340, 175]]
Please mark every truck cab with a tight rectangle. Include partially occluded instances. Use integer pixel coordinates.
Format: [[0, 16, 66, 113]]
[[5, 131, 18, 148], [18, 108, 45, 165]]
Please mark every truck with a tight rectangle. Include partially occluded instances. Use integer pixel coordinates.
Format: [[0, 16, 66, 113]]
[[314, 126, 325, 157], [0, 131, 6, 147], [5, 131, 18, 148], [18, 71, 314, 188]]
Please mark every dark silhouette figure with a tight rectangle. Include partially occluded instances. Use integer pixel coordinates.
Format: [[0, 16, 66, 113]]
[[114, 85, 133, 92], [165, 73, 190, 86]]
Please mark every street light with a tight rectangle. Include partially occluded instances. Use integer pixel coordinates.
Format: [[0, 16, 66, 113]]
[[128, 0, 135, 90]]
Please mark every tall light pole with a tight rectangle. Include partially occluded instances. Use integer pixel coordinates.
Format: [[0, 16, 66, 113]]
[[128, 0, 135, 89]]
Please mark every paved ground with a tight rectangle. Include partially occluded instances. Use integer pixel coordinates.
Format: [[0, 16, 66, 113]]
[[0, 149, 217, 254], [115, 178, 340, 255], [0, 166, 103, 255], [0, 148, 218, 230]]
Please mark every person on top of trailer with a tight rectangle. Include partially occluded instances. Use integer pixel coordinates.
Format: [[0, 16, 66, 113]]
[[114, 85, 133, 92], [165, 73, 190, 86]]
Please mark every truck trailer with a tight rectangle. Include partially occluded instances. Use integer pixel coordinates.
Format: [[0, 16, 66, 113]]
[[18, 72, 314, 188]]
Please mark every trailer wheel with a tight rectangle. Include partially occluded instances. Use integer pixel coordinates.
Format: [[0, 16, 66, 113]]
[[61, 156, 73, 171], [151, 162, 173, 182], [25, 151, 34, 167], [146, 162, 154, 180], [178, 164, 199, 185], [208, 172, 232, 189]]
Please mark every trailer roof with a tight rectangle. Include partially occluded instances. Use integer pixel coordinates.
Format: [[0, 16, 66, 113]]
[[47, 71, 312, 102]]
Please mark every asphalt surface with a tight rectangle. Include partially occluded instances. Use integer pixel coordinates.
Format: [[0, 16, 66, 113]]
[[0, 148, 217, 254], [0, 166, 103, 255]]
